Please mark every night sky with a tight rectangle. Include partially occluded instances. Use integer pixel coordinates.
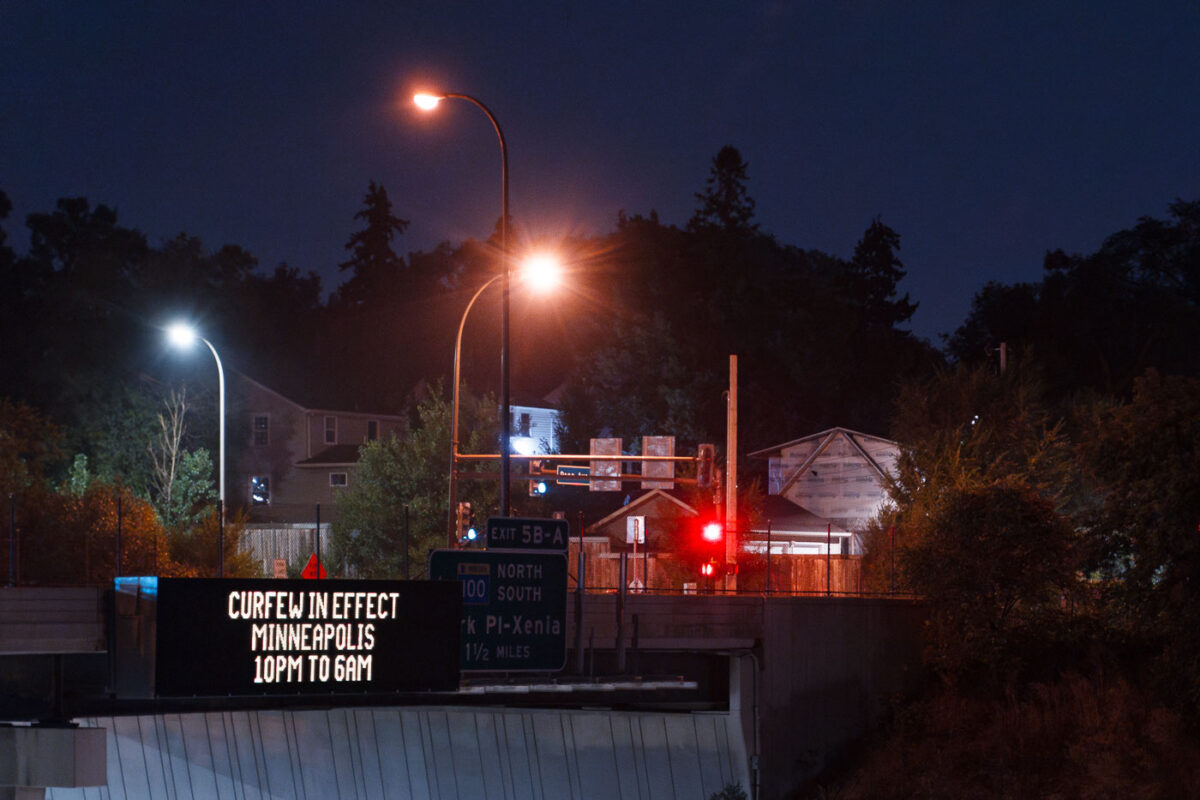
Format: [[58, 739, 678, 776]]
[[4, 2, 1198, 342]]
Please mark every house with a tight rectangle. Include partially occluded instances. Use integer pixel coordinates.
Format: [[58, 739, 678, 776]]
[[747, 427, 900, 555], [508, 397, 561, 455], [587, 489, 699, 550], [745, 495, 855, 555], [233, 376, 405, 523], [578, 489, 700, 590]]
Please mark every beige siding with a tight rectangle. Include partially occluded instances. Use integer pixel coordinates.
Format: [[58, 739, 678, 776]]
[[775, 431, 897, 529]]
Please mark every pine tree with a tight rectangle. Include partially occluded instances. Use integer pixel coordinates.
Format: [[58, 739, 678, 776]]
[[688, 146, 758, 235], [848, 217, 917, 328], [334, 181, 409, 307]]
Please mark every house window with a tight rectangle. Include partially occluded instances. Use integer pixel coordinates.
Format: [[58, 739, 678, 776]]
[[367, 420, 379, 442], [518, 413, 532, 436], [252, 415, 269, 446], [324, 415, 337, 445], [250, 476, 270, 505], [329, 472, 348, 488]]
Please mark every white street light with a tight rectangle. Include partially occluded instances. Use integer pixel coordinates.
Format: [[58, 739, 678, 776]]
[[165, 321, 226, 576]]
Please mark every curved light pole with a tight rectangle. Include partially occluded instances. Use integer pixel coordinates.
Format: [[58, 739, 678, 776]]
[[414, 91, 513, 517], [446, 257, 563, 546], [166, 322, 225, 576], [448, 274, 501, 545]]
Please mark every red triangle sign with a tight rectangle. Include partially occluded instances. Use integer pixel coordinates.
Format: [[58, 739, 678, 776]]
[[301, 552, 327, 580]]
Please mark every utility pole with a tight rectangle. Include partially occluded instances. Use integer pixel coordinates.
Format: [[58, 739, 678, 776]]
[[725, 354, 738, 592]]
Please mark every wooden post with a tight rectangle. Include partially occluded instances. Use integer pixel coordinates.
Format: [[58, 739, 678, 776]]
[[826, 523, 832, 596], [889, 525, 895, 594], [765, 519, 772, 596]]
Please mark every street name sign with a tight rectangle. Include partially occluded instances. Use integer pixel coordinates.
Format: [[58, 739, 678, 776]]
[[428, 549, 567, 672], [556, 465, 591, 485]]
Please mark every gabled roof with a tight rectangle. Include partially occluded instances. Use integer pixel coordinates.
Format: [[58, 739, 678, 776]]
[[748, 426, 896, 459], [240, 374, 404, 420], [748, 427, 896, 495], [588, 489, 698, 531], [240, 374, 306, 413]]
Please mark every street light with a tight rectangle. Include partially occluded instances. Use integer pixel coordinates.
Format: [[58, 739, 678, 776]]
[[414, 90, 514, 516], [165, 322, 226, 576], [446, 256, 562, 546]]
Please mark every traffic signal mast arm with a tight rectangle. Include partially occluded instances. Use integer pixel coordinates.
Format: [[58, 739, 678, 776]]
[[455, 450, 711, 485], [453, 453, 687, 461]]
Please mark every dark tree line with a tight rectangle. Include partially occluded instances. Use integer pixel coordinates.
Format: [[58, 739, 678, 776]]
[[853, 197, 1200, 725], [0, 146, 944, 498], [948, 199, 1200, 403], [555, 146, 941, 462]]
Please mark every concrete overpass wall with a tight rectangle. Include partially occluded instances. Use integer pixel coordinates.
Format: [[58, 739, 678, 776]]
[[46, 706, 748, 800], [752, 597, 926, 798]]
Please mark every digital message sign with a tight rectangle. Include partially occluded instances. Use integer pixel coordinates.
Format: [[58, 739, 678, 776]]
[[428, 549, 567, 672], [153, 578, 461, 696]]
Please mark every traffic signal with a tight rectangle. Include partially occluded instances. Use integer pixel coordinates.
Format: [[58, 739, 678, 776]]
[[456, 501, 474, 543], [701, 521, 723, 543], [697, 443, 715, 489], [700, 559, 718, 579], [529, 479, 547, 496]]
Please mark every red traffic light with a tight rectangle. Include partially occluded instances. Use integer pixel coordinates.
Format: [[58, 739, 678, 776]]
[[700, 560, 717, 578], [701, 522, 723, 542]]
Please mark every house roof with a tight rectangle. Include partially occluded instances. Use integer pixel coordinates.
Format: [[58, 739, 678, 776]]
[[752, 495, 851, 535], [587, 489, 698, 531], [297, 445, 363, 466], [747, 426, 896, 496], [241, 374, 405, 421], [747, 426, 896, 459]]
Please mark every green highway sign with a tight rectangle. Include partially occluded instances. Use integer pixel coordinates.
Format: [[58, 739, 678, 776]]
[[429, 549, 567, 672], [556, 465, 591, 485], [485, 516, 569, 551]]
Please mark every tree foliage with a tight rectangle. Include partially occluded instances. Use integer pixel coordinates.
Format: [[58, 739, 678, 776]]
[[688, 145, 757, 236], [333, 181, 410, 309], [330, 387, 498, 578], [0, 398, 64, 497], [147, 387, 216, 530], [165, 504, 259, 578], [864, 364, 1082, 683], [557, 159, 942, 460], [846, 217, 917, 329], [1078, 370, 1200, 710], [11, 483, 171, 584], [902, 483, 1077, 683], [949, 199, 1200, 402]]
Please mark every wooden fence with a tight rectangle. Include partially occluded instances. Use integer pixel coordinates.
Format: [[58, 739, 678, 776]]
[[567, 538, 864, 595]]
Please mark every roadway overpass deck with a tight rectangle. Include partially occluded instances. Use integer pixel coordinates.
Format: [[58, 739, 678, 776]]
[[2, 585, 925, 800]]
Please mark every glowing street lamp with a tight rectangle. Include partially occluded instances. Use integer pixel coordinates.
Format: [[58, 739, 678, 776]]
[[446, 255, 562, 546], [165, 322, 226, 576], [414, 90, 515, 516]]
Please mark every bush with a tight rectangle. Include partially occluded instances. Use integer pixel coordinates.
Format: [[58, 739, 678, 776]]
[[822, 674, 1200, 800]]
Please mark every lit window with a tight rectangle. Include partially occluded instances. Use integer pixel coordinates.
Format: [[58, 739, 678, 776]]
[[324, 415, 337, 445], [329, 472, 348, 488], [252, 415, 269, 446], [250, 476, 270, 505], [367, 420, 379, 442]]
